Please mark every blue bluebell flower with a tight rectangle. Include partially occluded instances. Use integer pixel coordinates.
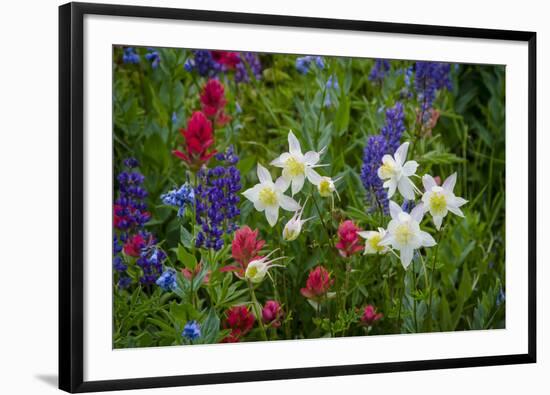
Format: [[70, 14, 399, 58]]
[[496, 287, 505, 307], [182, 320, 201, 340], [145, 48, 161, 69], [295, 56, 325, 74], [122, 47, 140, 64], [161, 183, 195, 217], [156, 268, 178, 291], [324, 75, 340, 108], [369, 59, 390, 82]]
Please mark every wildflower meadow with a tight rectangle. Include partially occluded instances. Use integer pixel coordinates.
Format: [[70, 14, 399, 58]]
[[113, 47, 505, 347]]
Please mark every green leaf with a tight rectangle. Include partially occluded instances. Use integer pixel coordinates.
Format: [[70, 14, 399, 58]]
[[177, 243, 197, 270], [180, 226, 193, 250]]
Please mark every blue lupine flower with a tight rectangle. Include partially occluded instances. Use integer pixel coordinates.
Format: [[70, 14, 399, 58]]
[[161, 183, 195, 217], [122, 47, 140, 64], [136, 243, 166, 285], [145, 48, 161, 69], [295, 56, 325, 74], [156, 268, 178, 291], [360, 102, 406, 213], [414, 61, 452, 113], [182, 320, 201, 340], [195, 146, 241, 250], [324, 75, 339, 107], [380, 102, 405, 154], [401, 200, 415, 213], [118, 276, 132, 289], [369, 59, 390, 82], [235, 52, 262, 83], [190, 50, 221, 77]]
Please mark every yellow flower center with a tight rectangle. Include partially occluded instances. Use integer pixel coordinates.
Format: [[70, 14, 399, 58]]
[[285, 156, 305, 177], [379, 162, 397, 179], [318, 178, 333, 197], [259, 187, 278, 206], [394, 223, 414, 245], [368, 234, 384, 253], [246, 265, 258, 278], [429, 192, 447, 215]]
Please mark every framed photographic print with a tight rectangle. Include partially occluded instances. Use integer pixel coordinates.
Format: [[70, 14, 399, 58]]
[[59, 2, 537, 393]]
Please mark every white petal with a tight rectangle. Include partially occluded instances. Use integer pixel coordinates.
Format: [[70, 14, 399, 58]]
[[279, 195, 301, 212], [357, 231, 373, 239], [422, 174, 437, 191], [386, 179, 397, 198], [447, 205, 465, 217], [397, 177, 415, 200], [433, 215, 443, 230], [452, 196, 468, 208], [291, 174, 306, 195], [381, 154, 394, 165], [410, 203, 425, 223], [400, 246, 414, 269], [394, 142, 409, 166], [242, 185, 260, 202], [270, 153, 290, 167], [275, 176, 290, 193], [253, 199, 266, 211], [304, 151, 320, 165], [288, 130, 302, 156], [443, 173, 457, 192], [378, 233, 394, 247], [389, 201, 402, 220], [420, 231, 437, 247], [265, 206, 279, 227], [402, 161, 419, 177], [305, 167, 322, 185], [257, 163, 272, 184]]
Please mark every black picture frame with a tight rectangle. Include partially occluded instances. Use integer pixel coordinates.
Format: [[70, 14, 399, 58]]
[[59, 2, 537, 393]]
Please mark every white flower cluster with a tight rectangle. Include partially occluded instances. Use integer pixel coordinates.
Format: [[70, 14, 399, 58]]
[[361, 142, 468, 269]]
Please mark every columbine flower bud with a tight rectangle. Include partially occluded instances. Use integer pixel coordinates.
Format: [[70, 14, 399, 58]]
[[244, 250, 285, 284], [282, 200, 313, 241]]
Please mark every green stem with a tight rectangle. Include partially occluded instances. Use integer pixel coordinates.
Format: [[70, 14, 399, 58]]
[[396, 269, 405, 333], [248, 281, 268, 341], [427, 231, 442, 332], [311, 193, 334, 249]]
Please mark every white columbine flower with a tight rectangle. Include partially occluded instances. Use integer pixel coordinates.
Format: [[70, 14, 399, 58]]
[[421, 173, 468, 230], [245, 250, 285, 284], [377, 142, 419, 200], [270, 130, 326, 195], [357, 227, 389, 255], [243, 164, 301, 227], [379, 201, 436, 269], [283, 199, 314, 241]]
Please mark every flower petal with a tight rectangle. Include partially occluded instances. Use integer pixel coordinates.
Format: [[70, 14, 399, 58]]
[[394, 142, 409, 166], [422, 174, 437, 191], [433, 215, 443, 230], [288, 130, 302, 156], [420, 231, 437, 247], [305, 167, 322, 185], [275, 176, 290, 193], [385, 179, 397, 198], [442, 173, 457, 192], [389, 200, 402, 220], [410, 203, 425, 223], [291, 173, 306, 195], [397, 177, 415, 200], [304, 150, 320, 165], [402, 160, 418, 177], [452, 196, 468, 208], [242, 185, 260, 202], [447, 205, 465, 217], [400, 246, 414, 269], [265, 206, 279, 227], [257, 163, 272, 184], [270, 152, 290, 167], [279, 195, 301, 212]]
